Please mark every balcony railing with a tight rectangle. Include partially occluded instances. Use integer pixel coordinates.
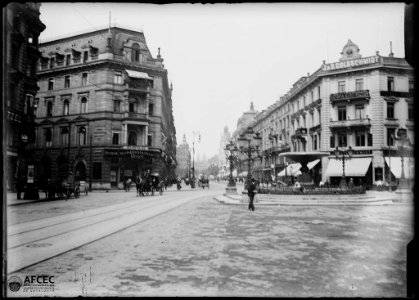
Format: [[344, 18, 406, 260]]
[[330, 89, 370, 104], [380, 90, 413, 98], [295, 127, 308, 136], [122, 145, 148, 151], [124, 112, 149, 120], [329, 117, 371, 128], [128, 84, 150, 93]]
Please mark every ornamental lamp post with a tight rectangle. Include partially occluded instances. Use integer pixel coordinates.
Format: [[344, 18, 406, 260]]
[[224, 141, 239, 194], [334, 146, 353, 189], [268, 131, 278, 184], [237, 127, 262, 191]]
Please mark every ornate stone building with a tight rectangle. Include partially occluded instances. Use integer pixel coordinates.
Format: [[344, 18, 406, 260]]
[[4, 3, 46, 194], [33, 26, 177, 189], [176, 134, 191, 178], [235, 40, 414, 188]]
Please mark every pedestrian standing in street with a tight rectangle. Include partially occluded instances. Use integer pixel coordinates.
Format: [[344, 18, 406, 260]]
[[125, 177, 132, 192], [16, 176, 25, 200], [248, 178, 257, 211]]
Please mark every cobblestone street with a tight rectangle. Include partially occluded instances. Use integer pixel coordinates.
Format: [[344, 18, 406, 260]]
[[8, 186, 413, 297]]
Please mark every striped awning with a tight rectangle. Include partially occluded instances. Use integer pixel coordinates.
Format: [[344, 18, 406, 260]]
[[277, 159, 320, 177], [325, 157, 372, 177], [385, 157, 414, 179], [126, 69, 153, 80]]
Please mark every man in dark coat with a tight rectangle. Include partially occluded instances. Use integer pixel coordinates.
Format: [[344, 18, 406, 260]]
[[248, 178, 257, 211]]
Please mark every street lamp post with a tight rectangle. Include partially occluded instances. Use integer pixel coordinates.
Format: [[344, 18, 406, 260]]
[[190, 131, 200, 189], [334, 146, 353, 189], [237, 127, 262, 191], [268, 131, 278, 186], [224, 141, 239, 194]]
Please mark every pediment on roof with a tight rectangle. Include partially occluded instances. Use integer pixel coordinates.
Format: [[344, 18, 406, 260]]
[[73, 116, 89, 122], [40, 119, 54, 125], [56, 117, 70, 123]]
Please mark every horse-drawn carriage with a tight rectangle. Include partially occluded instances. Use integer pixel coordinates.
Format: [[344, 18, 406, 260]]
[[135, 172, 164, 196], [42, 172, 85, 200], [198, 175, 209, 189]]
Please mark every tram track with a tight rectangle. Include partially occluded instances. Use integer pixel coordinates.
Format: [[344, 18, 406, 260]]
[[8, 194, 176, 249], [7, 189, 220, 274]]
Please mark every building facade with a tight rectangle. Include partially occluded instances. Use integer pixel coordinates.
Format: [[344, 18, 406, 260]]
[[176, 134, 191, 178], [234, 40, 414, 188], [33, 26, 177, 190], [4, 3, 46, 194]]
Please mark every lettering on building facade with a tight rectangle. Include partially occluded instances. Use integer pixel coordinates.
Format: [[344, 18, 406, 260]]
[[323, 56, 379, 71]]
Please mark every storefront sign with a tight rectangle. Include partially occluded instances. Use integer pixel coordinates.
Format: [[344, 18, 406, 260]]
[[323, 56, 379, 71], [104, 149, 160, 159]]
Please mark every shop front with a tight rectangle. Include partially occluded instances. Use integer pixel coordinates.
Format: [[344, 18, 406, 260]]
[[325, 156, 372, 188], [105, 148, 162, 189]]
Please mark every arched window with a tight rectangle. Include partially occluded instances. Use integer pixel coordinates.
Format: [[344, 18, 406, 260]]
[[80, 97, 87, 113], [63, 100, 70, 115], [131, 43, 140, 62], [47, 101, 53, 116], [45, 128, 52, 147], [78, 126, 87, 146], [128, 131, 137, 145], [61, 127, 69, 146]]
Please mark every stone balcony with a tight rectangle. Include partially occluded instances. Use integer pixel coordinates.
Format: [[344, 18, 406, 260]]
[[122, 145, 149, 151], [330, 89, 370, 105], [123, 112, 149, 122], [329, 117, 371, 129]]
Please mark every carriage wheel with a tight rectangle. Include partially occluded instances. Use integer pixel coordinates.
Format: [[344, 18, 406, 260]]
[[74, 187, 80, 198]]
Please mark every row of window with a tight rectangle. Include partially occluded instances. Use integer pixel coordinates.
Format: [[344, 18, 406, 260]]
[[337, 77, 414, 93], [334, 102, 413, 121], [40, 42, 148, 71], [41, 48, 98, 70], [46, 73, 89, 91], [42, 97, 155, 117], [44, 97, 88, 117], [44, 72, 128, 91], [330, 132, 373, 148], [42, 127, 153, 147], [43, 126, 88, 147]]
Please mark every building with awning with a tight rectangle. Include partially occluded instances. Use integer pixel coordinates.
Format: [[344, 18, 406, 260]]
[[125, 69, 153, 80], [385, 157, 415, 179], [277, 159, 320, 177], [325, 157, 372, 177], [32, 26, 176, 190]]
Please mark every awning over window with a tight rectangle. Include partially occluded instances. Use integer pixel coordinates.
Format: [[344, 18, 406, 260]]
[[385, 157, 414, 179], [277, 163, 301, 177], [325, 157, 372, 177], [125, 69, 153, 80], [277, 159, 320, 177]]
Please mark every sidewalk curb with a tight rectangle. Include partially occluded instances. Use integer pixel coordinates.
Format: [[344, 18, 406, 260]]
[[213, 195, 409, 206]]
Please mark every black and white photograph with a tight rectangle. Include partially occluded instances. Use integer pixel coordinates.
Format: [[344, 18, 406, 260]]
[[3, 2, 415, 297]]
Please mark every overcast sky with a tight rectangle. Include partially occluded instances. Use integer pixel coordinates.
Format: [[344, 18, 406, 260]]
[[38, 2, 405, 159]]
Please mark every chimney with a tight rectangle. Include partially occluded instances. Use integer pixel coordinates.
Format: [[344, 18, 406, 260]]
[[389, 41, 394, 57]]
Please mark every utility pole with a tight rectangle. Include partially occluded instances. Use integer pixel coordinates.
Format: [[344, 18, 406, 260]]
[[89, 133, 93, 191]]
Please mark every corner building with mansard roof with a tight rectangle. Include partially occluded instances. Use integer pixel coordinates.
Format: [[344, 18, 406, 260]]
[[33, 26, 177, 190], [239, 40, 414, 188]]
